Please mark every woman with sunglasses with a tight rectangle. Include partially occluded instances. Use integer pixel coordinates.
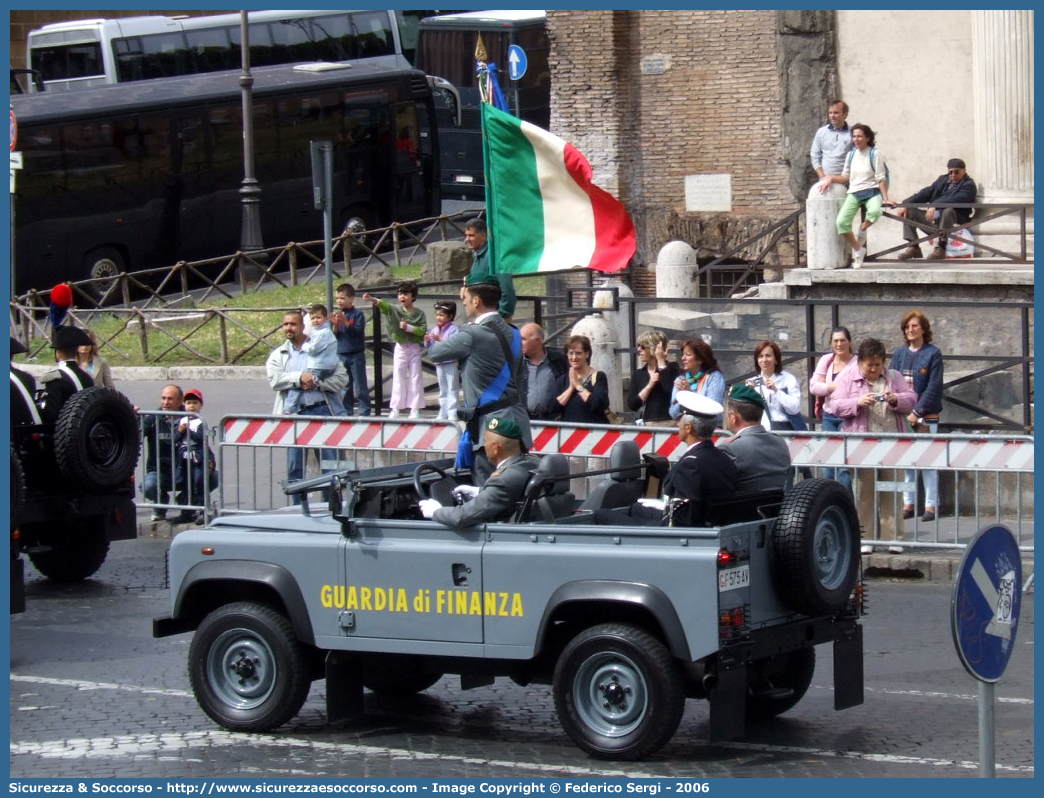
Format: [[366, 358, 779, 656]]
[[627, 330, 679, 425]]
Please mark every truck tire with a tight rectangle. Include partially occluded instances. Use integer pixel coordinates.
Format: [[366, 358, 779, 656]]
[[772, 478, 860, 616], [189, 602, 312, 732], [553, 623, 685, 760], [361, 655, 443, 696], [745, 647, 816, 720], [54, 388, 139, 492], [25, 519, 109, 582]]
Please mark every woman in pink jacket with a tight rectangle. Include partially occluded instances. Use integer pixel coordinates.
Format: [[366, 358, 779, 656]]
[[826, 338, 917, 554]]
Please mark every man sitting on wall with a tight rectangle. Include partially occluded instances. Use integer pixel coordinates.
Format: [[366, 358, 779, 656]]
[[896, 158, 977, 261]]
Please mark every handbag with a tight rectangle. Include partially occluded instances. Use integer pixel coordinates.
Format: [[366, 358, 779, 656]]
[[852, 187, 880, 202], [604, 407, 623, 425], [814, 396, 824, 421]]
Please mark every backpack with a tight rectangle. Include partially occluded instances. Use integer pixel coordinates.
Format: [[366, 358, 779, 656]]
[[846, 146, 890, 190]]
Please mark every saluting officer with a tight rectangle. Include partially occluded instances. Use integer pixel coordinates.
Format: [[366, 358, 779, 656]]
[[10, 337, 43, 426], [38, 326, 95, 422]]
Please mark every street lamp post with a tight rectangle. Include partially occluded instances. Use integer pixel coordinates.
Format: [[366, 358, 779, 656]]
[[238, 10, 264, 282]]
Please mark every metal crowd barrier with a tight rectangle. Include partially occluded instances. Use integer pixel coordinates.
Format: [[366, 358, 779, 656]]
[[136, 409, 218, 524], [215, 414, 1034, 552]]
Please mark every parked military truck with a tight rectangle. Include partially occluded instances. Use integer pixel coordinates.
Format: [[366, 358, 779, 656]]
[[11, 386, 139, 596], [155, 453, 864, 760]]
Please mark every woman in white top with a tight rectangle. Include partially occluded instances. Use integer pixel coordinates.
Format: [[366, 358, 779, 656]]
[[748, 340, 803, 430], [826, 123, 894, 268], [749, 340, 812, 479]]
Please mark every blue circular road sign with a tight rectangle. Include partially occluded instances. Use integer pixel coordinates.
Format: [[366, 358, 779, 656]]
[[951, 524, 1022, 682], [507, 44, 528, 81]]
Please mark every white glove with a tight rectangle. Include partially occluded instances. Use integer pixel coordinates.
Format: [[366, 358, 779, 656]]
[[452, 484, 480, 501], [419, 499, 442, 519], [637, 497, 665, 512]]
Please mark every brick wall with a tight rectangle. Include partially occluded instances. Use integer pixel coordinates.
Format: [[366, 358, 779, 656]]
[[549, 10, 796, 264]]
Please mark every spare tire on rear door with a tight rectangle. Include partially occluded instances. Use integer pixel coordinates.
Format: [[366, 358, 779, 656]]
[[54, 387, 140, 492], [771, 478, 860, 616]]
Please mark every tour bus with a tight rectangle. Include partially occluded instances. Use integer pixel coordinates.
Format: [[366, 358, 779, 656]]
[[25, 10, 452, 93], [10, 61, 440, 295], [415, 10, 549, 200]]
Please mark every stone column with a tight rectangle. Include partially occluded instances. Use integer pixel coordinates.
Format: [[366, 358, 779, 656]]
[[971, 10, 1034, 254], [805, 183, 848, 269]]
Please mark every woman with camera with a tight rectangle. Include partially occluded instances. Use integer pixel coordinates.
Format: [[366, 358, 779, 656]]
[[668, 338, 726, 420], [826, 338, 917, 553]]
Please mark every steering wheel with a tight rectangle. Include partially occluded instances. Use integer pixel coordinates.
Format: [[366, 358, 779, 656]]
[[413, 462, 453, 502]]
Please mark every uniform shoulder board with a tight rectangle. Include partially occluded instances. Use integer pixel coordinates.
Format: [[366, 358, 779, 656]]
[[39, 369, 63, 383]]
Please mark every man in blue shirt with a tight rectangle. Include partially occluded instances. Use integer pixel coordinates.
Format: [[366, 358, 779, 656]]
[[810, 100, 852, 194]]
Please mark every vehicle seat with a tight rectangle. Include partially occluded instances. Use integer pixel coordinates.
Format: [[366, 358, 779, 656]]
[[579, 440, 643, 511], [702, 489, 785, 526], [532, 454, 576, 522], [515, 454, 574, 523]]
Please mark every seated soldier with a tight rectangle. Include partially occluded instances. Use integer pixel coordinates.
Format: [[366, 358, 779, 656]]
[[598, 391, 737, 527], [717, 384, 793, 493], [419, 416, 538, 527]]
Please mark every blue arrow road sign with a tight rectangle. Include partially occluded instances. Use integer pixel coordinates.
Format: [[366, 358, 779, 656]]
[[508, 45, 527, 81], [951, 524, 1022, 682]]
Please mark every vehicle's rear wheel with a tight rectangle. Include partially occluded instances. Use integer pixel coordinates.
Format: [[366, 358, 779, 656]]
[[54, 388, 139, 492], [189, 602, 311, 732], [342, 206, 374, 254], [745, 647, 816, 720], [553, 623, 684, 760], [25, 519, 109, 582], [361, 655, 443, 696], [772, 478, 860, 616], [82, 247, 125, 305]]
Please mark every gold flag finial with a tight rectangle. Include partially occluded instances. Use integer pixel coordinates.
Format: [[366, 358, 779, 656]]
[[474, 33, 488, 63]]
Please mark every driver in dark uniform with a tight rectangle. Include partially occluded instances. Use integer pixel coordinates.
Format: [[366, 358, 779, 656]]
[[419, 416, 537, 527], [38, 326, 95, 422], [10, 337, 42, 426]]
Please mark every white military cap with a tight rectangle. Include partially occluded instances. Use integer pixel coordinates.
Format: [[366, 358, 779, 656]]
[[675, 390, 723, 418]]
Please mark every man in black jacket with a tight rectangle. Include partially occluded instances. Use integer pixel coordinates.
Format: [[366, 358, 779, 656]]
[[520, 323, 567, 419], [896, 158, 977, 260], [38, 326, 94, 422]]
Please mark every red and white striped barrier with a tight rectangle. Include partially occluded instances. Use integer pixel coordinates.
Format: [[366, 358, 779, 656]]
[[219, 415, 1034, 473]]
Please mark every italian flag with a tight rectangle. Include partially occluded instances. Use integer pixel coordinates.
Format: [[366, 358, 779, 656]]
[[481, 103, 636, 274]]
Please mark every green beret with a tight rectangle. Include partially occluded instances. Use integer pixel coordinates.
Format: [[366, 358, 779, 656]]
[[485, 415, 522, 440], [465, 270, 500, 287], [727, 383, 766, 410]]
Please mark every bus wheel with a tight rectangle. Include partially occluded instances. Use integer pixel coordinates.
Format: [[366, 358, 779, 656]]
[[83, 247, 125, 305], [342, 208, 374, 254]]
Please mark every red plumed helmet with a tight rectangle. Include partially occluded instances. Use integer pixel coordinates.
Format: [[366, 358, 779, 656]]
[[50, 283, 74, 329], [51, 283, 73, 308]]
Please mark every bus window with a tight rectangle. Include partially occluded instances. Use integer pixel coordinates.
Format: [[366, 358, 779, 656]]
[[185, 27, 237, 73], [268, 17, 320, 64], [31, 42, 103, 82]]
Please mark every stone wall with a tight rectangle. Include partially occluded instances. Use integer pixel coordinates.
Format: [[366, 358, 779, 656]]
[[547, 10, 835, 267]]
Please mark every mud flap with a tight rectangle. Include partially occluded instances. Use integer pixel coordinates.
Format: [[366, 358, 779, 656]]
[[833, 623, 864, 710], [708, 659, 747, 743], [326, 650, 364, 721]]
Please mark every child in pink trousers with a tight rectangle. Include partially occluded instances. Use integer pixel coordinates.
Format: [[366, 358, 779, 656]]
[[364, 281, 426, 418], [424, 301, 460, 420]]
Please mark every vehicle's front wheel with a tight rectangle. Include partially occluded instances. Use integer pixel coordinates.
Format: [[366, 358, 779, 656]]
[[189, 602, 311, 732], [553, 623, 684, 760], [745, 647, 816, 720]]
